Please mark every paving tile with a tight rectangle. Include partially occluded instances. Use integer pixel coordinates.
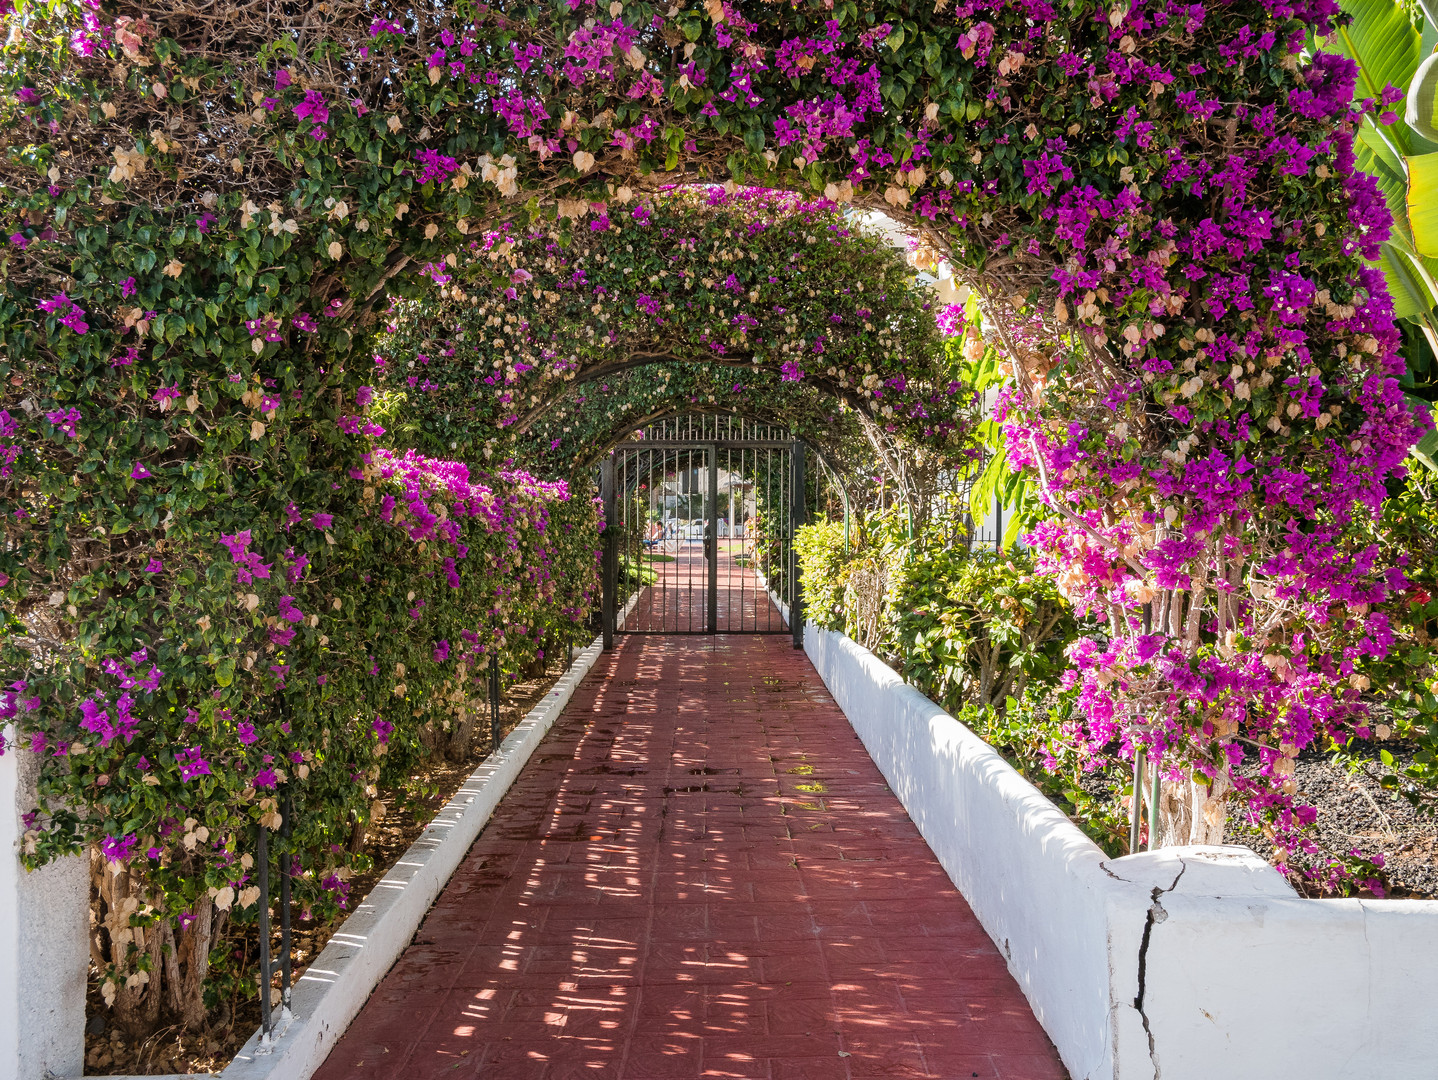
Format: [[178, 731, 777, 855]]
[[312, 637, 1067, 1080]]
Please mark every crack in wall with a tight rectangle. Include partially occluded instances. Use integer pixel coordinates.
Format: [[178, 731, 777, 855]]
[[1132, 861, 1186, 1080]]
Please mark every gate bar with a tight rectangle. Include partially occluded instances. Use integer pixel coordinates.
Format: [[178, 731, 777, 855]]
[[791, 440, 806, 650], [601, 454, 617, 650], [707, 443, 718, 633]]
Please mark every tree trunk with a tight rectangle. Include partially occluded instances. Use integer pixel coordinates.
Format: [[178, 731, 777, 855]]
[[178, 895, 218, 1031], [110, 920, 163, 1037], [525, 639, 549, 680], [447, 698, 480, 760], [1155, 772, 1231, 848], [348, 812, 366, 854], [92, 846, 228, 1036]]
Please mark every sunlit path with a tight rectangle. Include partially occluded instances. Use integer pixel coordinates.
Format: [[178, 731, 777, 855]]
[[623, 542, 789, 634], [312, 637, 1065, 1080]]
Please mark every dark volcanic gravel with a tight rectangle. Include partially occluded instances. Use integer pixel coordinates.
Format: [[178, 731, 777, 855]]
[[1224, 741, 1438, 899]]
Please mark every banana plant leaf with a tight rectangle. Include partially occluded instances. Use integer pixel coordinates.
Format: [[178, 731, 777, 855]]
[[1406, 394, 1438, 471], [1356, 121, 1438, 318], [1407, 152, 1438, 256], [1333, 0, 1423, 154]]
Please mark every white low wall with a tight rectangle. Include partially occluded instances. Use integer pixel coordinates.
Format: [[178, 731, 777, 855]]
[[803, 624, 1438, 1080], [218, 636, 605, 1080]]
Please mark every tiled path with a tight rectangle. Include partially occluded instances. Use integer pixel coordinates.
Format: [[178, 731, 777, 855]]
[[622, 542, 788, 634], [313, 637, 1066, 1080]]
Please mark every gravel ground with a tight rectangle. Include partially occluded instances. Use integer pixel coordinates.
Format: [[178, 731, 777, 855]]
[[1055, 736, 1438, 899], [1224, 740, 1438, 899]]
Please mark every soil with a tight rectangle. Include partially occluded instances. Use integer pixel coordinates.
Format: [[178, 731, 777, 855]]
[[1064, 737, 1438, 899], [1026, 735, 1437, 900], [1223, 739, 1438, 900], [82, 655, 581, 1077]]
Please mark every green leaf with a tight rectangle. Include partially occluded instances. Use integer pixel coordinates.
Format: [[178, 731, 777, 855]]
[[1331, 0, 1422, 154], [1378, 240, 1438, 320], [1002, 510, 1025, 549], [1408, 151, 1438, 256], [969, 450, 1003, 519], [1409, 51, 1438, 143], [1406, 395, 1438, 470], [215, 658, 235, 687]]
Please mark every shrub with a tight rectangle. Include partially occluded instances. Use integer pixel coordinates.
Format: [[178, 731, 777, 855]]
[[5, 447, 597, 1032]]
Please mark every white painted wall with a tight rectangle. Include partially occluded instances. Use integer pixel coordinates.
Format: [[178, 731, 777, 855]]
[[0, 729, 89, 1080], [803, 624, 1438, 1080]]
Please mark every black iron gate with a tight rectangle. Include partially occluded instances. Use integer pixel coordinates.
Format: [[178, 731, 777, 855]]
[[600, 415, 805, 648]]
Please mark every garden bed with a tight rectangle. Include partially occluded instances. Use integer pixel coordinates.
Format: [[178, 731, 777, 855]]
[[996, 719, 1438, 900], [1223, 741, 1438, 900], [81, 657, 580, 1077]]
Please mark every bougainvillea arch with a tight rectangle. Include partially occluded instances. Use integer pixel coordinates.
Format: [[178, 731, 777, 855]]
[[374, 187, 969, 466], [0, 0, 1428, 1024], [388, 356, 874, 480]]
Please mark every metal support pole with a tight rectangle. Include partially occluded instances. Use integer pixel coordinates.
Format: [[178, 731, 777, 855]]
[[814, 452, 850, 557], [1132, 600, 1153, 855], [707, 443, 718, 634], [489, 652, 501, 750], [1128, 753, 1146, 855], [1147, 754, 1161, 852], [790, 440, 806, 650], [600, 454, 617, 650], [279, 791, 292, 1013], [257, 824, 272, 1039]]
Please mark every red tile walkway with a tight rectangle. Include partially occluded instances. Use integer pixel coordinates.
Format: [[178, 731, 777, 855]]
[[623, 541, 788, 633], [312, 636, 1066, 1080]]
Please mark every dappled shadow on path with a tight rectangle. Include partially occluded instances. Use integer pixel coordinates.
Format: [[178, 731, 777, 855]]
[[313, 637, 1066, 1080]]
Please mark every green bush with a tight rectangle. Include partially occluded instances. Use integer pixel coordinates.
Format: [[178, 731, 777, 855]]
[[5, 447, 597, 1033], [795, 509, 1131, 849], [888, 546, 1074, 717], [793, 519, 849, 632]]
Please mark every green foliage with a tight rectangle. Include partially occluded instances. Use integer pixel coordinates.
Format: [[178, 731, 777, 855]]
[[888, 547, 1074, 715], [949, 325, 1041, 548], [1364, 468, 1438, 803], [372, 189, 969, 467], [8, 445, 597, 1022], [795, 507, 1129, 847], [956, 689, 1131, 856], [1331, 0, 1438, 382], [792, 519, 850, 631]]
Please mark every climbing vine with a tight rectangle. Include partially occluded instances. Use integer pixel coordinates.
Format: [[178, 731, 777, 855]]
[[372, 186, 969, 458], [0, 0, 1428, 1031], [383, 356, 877, 483]]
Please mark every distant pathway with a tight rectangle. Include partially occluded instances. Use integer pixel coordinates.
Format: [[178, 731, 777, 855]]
[[623, 541, 788, 633], [313, 636, 1066, 1080]]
